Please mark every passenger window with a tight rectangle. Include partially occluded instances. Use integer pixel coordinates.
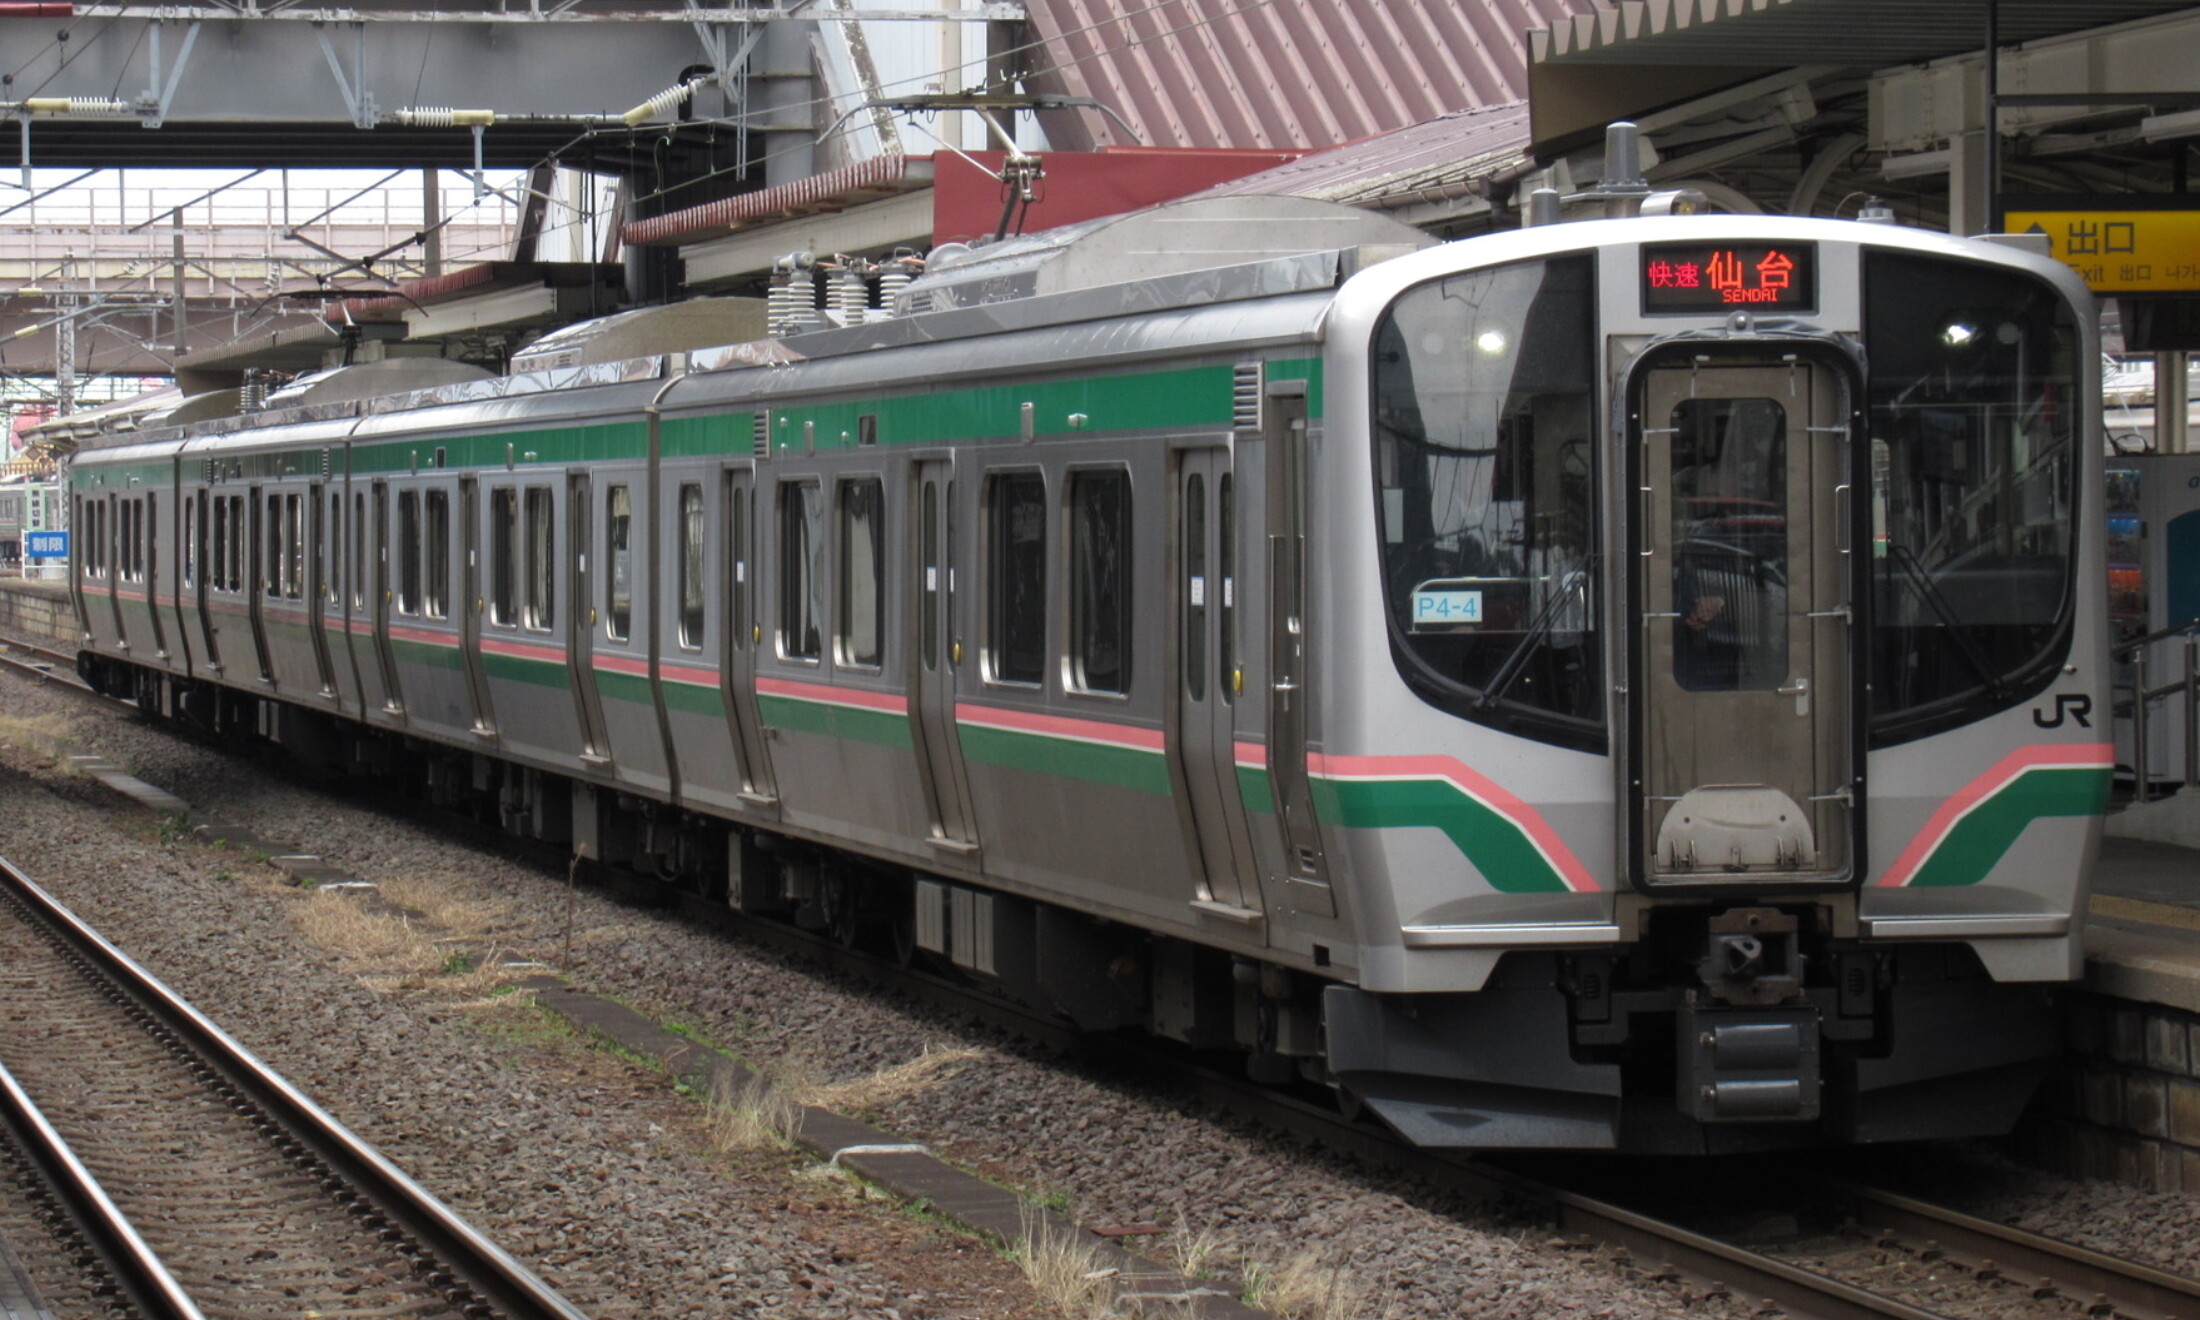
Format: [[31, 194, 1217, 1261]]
[[352, 493, 367, 610], [265, 494, 283, 597], [424, 490, 450, 619], [678, 482, 705, 648], [986, 472, 1046, 686], [285, 493, 305, 599], [324, 493, 338, 602], [212, 497, 228, 591], [838, 478, 884, 668], [606, 485, 632, 641], [525, 486, 554, 631], [1070, 470, 1130, 694], [778, 481, 823, 661], [228, 496, 244, 593], [490, 488, 517, 626], [397, 490, 422, 615], [184, 497, 198, 589]]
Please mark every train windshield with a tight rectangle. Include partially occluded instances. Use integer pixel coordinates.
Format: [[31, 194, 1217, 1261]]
[[1371, 253, 1603, 749], [1864, 251, 2081, 742]]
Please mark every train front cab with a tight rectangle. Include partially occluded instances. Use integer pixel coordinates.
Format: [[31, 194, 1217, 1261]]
[[1320, 218, 2106, 1153]]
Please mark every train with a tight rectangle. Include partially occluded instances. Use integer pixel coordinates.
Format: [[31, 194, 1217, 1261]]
[[64, 181, 2108, 1154]]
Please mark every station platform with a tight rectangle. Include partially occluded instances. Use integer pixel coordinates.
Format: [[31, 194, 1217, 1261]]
[[2090, 803, 2200, 1014]]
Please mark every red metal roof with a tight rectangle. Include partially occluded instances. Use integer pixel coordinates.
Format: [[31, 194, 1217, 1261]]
[[1019, 0, 1604, 151]]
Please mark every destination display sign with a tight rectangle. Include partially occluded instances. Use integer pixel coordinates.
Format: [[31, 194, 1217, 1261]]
[[1641, 242, 1816, 314], [2001, 207, 2200, 294]]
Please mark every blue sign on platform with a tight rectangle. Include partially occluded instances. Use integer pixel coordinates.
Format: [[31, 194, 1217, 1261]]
[[25, 531, 68, 558]]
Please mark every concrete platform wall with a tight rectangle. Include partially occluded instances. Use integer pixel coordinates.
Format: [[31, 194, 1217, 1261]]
[[2021, 992, 2200, 1191], [0, 579, 77, 647]]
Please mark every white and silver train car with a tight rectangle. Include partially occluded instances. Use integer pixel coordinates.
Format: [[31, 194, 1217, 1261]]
[[69, 194, 2107, 1152]]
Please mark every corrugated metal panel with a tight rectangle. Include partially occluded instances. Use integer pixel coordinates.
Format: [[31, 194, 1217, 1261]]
[[623, 154, 936, 247], [1191, 101, 1534, 210], [1022, 0, 1603, 150], [1532, 0, 2200, 67]]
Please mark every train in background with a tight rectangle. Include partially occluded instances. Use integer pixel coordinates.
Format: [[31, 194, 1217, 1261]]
[[64, 177, 2108, 1153]]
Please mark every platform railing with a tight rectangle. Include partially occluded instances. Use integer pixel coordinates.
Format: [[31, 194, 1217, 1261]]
[[2115, 617, 2200, 801]]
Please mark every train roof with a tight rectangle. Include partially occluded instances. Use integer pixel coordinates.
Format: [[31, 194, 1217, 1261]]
[[73, 198, 1424, 463]]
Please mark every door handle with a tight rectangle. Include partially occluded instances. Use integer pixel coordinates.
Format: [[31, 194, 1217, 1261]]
[[1778, 675, 1810, 716]]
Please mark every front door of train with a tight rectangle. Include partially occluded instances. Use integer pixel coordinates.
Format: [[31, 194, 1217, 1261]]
[[1631, 357, 1857, 887]]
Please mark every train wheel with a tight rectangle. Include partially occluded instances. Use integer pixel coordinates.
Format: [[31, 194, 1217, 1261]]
[[822, 872, 861, 949], [890, 907, 918, 967]]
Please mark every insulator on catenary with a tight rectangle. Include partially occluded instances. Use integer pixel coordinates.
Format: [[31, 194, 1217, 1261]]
[[392, 108, 496, 128], [21, 97, 131, 117], [622, 81, 698, 127]]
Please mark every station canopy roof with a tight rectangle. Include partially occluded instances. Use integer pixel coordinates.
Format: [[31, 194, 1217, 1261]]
[[1530, 0, 2200, 149]]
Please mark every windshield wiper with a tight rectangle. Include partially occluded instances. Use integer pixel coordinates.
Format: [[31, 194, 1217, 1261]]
[[1886, 543, 2009, 700], [1474, 555, 1598, 714]]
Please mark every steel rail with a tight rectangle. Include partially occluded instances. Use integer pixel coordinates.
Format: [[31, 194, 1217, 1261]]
[[0, 855, 594, 1320], [1835, 1181, 2200, 1320], [0, 1056, 204, 1320], [1548, 1189, 1947, 1320]]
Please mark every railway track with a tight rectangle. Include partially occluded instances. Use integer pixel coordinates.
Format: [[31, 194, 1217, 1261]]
[[7, 634, 2195, 1320], [0, 851, 592, 1320], [0, 635, 84, 688]]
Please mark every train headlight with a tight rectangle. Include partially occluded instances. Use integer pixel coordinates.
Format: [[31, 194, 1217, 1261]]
[[1475, 329, 1509, 355], [1939, 320, 1979, 348]]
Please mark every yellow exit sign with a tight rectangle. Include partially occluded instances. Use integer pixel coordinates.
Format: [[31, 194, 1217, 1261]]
[[2002, 208, 2200, 294]]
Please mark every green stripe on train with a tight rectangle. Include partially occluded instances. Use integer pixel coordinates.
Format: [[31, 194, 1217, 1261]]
[[389, 636, 465, 671], [663, 680, 727, 718], [483, 651, 570, 689], [1311, 777, 1568, 894], [1236, 764, 1276, 815], [759, 694, 912, 750], [1907, 766, 2112, 888], [956, 723, 1170, 795]]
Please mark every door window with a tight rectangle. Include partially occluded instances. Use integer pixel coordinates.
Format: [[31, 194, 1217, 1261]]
[[985, 473, 1046, 686], [838, 479, 884, 668], [606, 485, 632, 641], [1070, 470, 1131, 695], [1669, 398, 1788, 692], [779, 481, 824, 661]]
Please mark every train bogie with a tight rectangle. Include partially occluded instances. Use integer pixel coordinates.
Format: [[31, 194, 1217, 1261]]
[[67, 194, 2107, 1152]]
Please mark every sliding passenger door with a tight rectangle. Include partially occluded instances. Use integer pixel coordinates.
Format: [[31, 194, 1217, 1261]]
[[370, 480, 404, 716], [306, 483, 336, 698], [246, 487, 275, 683], [721, 465, 775, 802], [568, 470, 612, 765], [1174, 446, 1261, 915], [458, 474, 497, 736], [192, 490, 221, 672], [910, 458, 975, 848]]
